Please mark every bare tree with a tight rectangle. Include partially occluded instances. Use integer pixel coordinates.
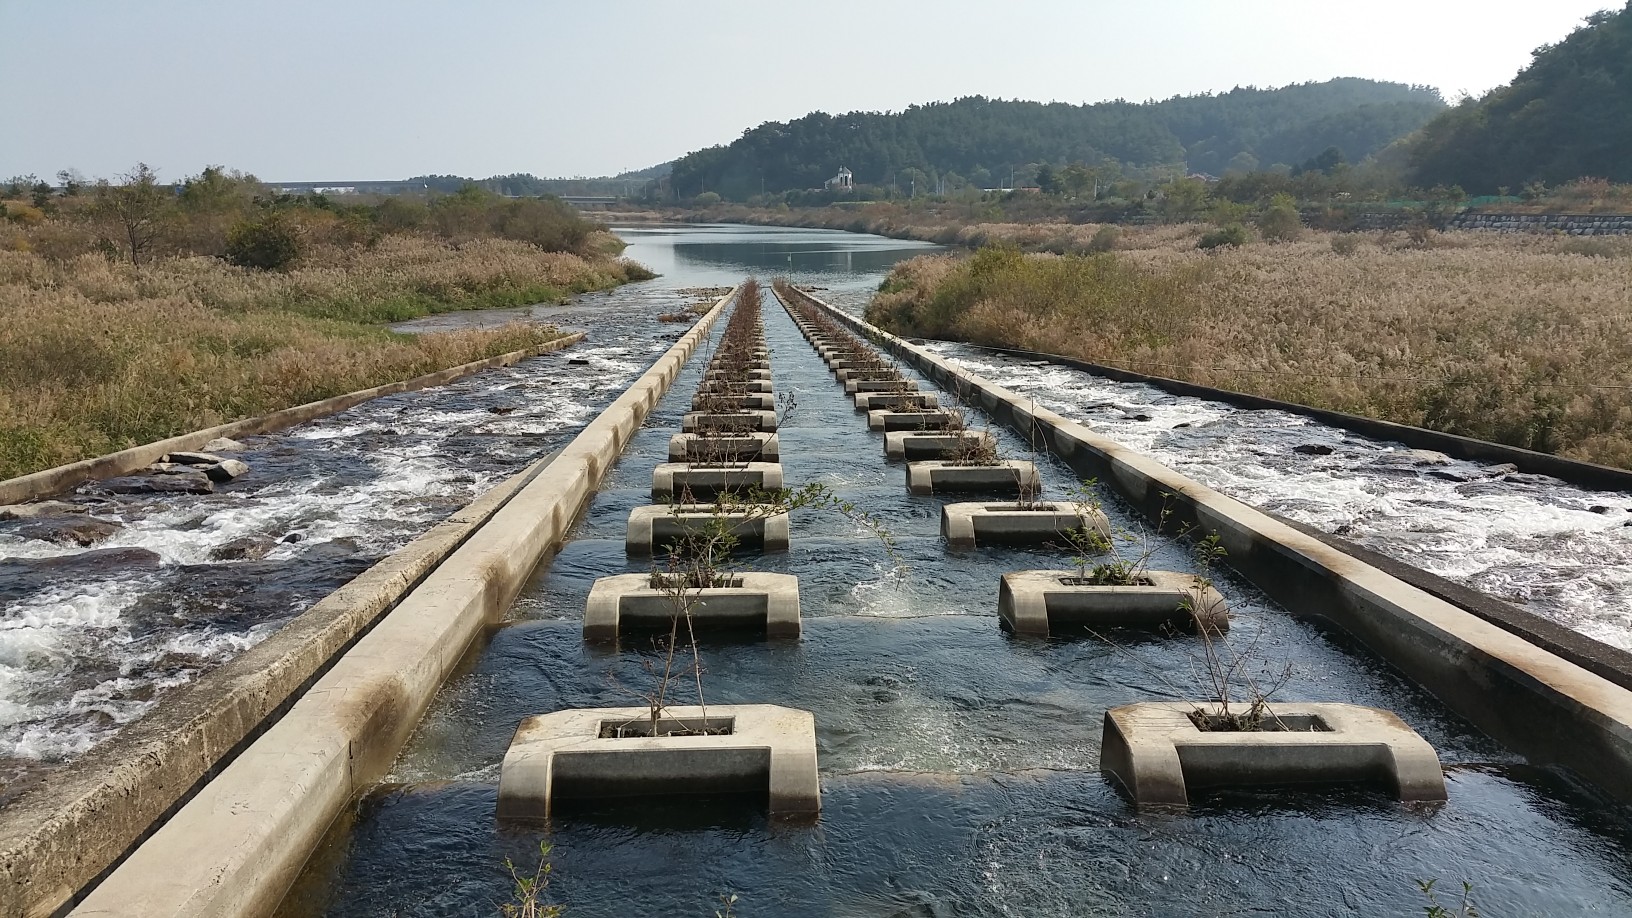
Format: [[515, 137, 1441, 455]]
[[93, 163, 170, 264]]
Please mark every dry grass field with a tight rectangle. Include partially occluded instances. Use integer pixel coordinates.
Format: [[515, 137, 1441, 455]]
[[0, 236, 648, 479], [868, 228, 1632, 468]]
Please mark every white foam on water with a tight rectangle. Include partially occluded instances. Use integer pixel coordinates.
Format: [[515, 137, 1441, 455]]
[[1, 338, 654, 769]]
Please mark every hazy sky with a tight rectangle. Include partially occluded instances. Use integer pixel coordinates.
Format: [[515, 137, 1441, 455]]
[[2, 1, 1616, 182]]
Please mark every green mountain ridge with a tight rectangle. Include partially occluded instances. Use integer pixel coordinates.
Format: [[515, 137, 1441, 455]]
[[1409, 2, 1632, 192], [667, 78, 1446, 200]]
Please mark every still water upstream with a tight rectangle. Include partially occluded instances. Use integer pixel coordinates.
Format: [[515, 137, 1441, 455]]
[[284, 243, 1632, 916]]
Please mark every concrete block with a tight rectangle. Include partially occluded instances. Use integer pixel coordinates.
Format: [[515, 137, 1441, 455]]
[[652, 462, 784, 500], [941, 502, 1111, 548], [626, 504, 790, 554], [883, 431, 996, 461], [1100, 701, 1447, 808], [855, 392, 939, 412], [905, 460, 1040, 496], [682, 410, 778, 434], [837, 368, 898, 383], [705, 368, 771, 382], [498, 705, 818, 819], [692, 393, 776, 412], [697, 380, 774, 394], [997, 569, 1229, 636], [845, 379, 917, 394], [867, 410, 958, 432], [668, 432, 779, 463], [583, 572, 802, 641]]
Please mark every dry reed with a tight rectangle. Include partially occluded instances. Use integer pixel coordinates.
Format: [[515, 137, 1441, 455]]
[[869, 232, 1632, 468], [0, 237, 650, 479]]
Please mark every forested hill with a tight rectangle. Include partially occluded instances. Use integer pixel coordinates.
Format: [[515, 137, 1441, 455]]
[[668, 79, 1444, 199], [1411, 3, 1632, 193]]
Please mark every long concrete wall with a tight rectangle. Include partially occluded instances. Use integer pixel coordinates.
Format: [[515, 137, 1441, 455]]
[[0, 331, 585, 506], [53, 289, 734, 918], [787, 286, 1632, 802]]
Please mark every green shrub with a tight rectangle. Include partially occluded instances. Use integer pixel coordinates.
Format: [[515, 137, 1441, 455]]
[[693, 191, 722, 207], [225, 214, 302, 270], [1257, 193, 1304, 242], [1198, 223, 1250, 250], [1086, 225, 1121, 253]]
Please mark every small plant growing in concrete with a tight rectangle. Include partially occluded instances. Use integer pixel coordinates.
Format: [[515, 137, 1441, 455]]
[[1177, 532, 1291, 731], [1418, 880, 1481, 918], [500, 841, 562, 918], [616, 483, 895, 737]]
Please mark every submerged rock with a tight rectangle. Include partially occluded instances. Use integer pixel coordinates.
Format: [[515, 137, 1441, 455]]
[[90, 471, 214, 495], [210, 536, 276, 562], [0, 501, 87, 521], [1293, 444, 1335, 456], [7, 516, 122, 547]]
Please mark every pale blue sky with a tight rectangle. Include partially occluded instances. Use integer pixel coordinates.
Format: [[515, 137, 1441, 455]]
[[1, 0, 1616, 182]]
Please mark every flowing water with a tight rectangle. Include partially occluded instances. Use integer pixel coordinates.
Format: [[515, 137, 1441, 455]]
[[283, 277, 1632, 918], [8, 223, 1631, 915]]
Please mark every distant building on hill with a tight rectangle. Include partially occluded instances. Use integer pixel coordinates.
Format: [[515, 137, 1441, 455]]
[[824, 167, 853, 192]]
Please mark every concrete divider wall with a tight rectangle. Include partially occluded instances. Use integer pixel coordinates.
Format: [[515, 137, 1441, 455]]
[[0, 332, 586, 506], [58, 289, 735, 918], [786, 286, 1632, 801]]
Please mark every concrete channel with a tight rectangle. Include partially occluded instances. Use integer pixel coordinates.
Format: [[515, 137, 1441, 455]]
[[782, 284, 1632, 802], [23, 291, 737, 918], [21, 267, 1632, 915]]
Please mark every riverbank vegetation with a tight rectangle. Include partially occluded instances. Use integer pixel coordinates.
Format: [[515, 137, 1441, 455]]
[[0, 165, 654, 480], [868, 234, 1632, 468]]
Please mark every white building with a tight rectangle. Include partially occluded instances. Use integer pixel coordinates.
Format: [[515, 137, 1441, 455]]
[[824, 167, 853, 192]]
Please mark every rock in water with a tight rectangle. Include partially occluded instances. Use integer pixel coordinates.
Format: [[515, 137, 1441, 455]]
[[164, 451, 225, 466], [90, 472, 214, 495], [1293, 444, 1335, 456], [0, 501, 87, 521], [204, 460, 250, 482], [202, 437, 247, 452], [7, 516, 122, 547]]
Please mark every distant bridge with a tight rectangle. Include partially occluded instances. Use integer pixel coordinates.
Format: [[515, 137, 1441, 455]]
[[559, 195, 623, 209]]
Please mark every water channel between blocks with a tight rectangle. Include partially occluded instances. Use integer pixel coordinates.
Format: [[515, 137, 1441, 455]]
[[281, 287, 1632, 918]]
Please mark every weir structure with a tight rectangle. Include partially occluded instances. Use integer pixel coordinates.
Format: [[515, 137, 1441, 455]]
[[8, 276, 1632, 915]]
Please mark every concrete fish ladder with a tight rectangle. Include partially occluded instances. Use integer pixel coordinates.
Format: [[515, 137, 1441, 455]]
[[46, 288, 736, 918], [781, 285, 1632, 804]]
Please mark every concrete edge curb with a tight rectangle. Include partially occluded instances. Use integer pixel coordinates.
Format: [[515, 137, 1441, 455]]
[[0, 332, 587, 505], [0, 449, 559, 918], [785, 285, 1632, 801], [59, 289, 735, 918]]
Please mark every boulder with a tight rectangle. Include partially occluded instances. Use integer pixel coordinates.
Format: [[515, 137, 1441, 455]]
[[90, 471, 214, 495], [163, 451, 225, 466], [1293, 444, 1334, 456], [202, 437, 247, 452], [210, 536, 276, 561], [7, 516, 122, 547], [1482, 463, 1519, 476], [204, 459, 250, 482], [0, 500, 87, 521]]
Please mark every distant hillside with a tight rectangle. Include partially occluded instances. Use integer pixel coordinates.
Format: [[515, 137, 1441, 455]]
[[1410, 3, 1632, 192], [668, 79, 1445, 199]]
